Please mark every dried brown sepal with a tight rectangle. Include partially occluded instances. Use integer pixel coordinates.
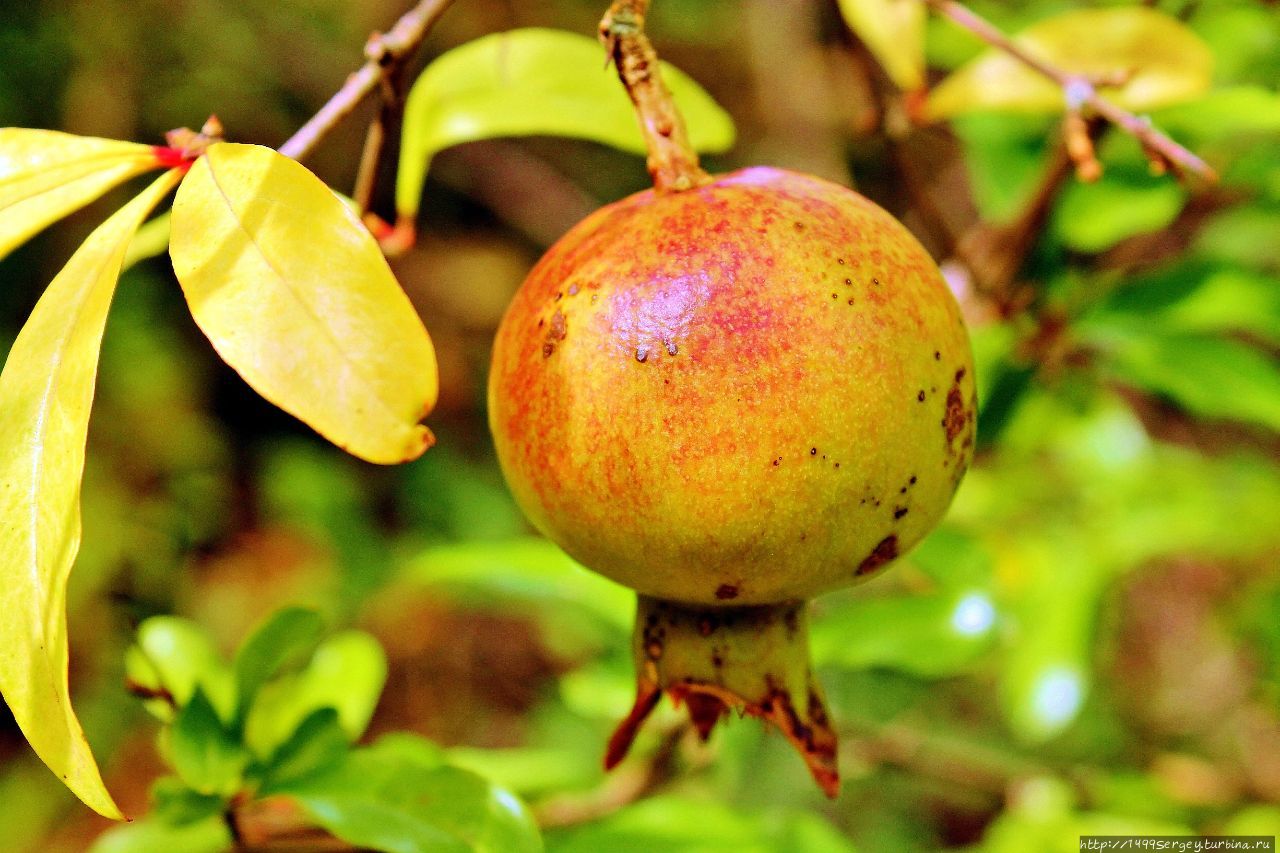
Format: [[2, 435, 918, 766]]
[[606, 596, 840, 798]]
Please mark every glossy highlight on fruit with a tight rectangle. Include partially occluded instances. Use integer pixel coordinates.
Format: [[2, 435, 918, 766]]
[[488, 165, 976, 795]]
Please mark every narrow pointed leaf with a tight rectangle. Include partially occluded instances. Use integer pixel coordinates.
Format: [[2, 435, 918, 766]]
[[927, 8, 1213, 119], [837, 0, 925, 90], [233, 606, 325, 720], [122, 211, 172, 271], [0, 128, 163, 261], [396, 28, 736, 223], [169, 143, 438, 464], [0, 168, 183, 819], [169, 690, 250, 796]]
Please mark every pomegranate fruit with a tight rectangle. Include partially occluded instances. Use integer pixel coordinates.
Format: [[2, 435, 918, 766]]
[[488, 166, 976, 795]]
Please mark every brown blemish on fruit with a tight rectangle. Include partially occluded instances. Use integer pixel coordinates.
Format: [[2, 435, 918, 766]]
[[934, 350, 941, 360], [944, 386, 966, 443], [856, 534, 899, 575], [715, 583, 740, 600], [917, 390, 925, 402], [645, 639, 663, 660], [810, 447, 817, 456], [893, 506, 908, 519], [542, 309, 568, 358], [666, 340, 678, 356]]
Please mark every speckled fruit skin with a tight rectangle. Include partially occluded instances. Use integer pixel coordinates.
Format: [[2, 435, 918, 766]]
[[489, 166, 976, 607]]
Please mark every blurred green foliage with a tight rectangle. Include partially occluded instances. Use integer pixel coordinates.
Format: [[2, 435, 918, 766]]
[[0, 0, 1278, 851]]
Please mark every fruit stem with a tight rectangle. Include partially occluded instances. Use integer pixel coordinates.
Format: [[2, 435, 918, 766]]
[[599, 0, 712, 193], [607, 595, 840, 798]]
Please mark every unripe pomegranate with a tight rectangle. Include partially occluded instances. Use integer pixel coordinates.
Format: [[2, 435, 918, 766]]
[[488, 3, 976, 796], [491, 167, 975, 605]]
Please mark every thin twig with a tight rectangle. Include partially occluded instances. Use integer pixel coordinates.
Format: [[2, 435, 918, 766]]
[[599, 0, 710, 192], [278, 0, 455, 162], [922, 0, 1216, 183], [351, 58, 408, 215]]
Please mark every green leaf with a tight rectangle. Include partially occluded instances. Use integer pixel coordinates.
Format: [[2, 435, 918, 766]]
[[169, 690, 250, 797], [0, 168, 182, 820], [396, 28, 735, 223], [1194, 206, 1280, 271], [837, 0, 925, 90], [998, 544, 1101, 743], [812, 588, 997, 676], [89, 813, 231, 853], [909, 526, 995, 589], [168, 142, 438, 465], [1053, 177, 1186, 253], [950, 113, 1054, 223], [233, 606, 325, 721], [404, 537, 632, 630], [261, 707, 350, 788], [927, 8, 1213, 118], [275, 734, 541, 853], [1153, 86, 1280, 143], [1104, 333, 1280, 432], [148, 776, 227, 825], [122, 211, 172, 270], [445, 746, 599, 798], [1086, 264, 1280, 346], [127, 616, 237, 723], [545, 794, 854, 853], [245, 630, 387, 760], [0, 128, 163, 261]]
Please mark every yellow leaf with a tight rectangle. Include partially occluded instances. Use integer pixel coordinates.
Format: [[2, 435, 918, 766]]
[[0, 128, 163, 261], [169, 143, 437, 464], [926, 7, 1213, 119], [837, 0, 926, 91], [0, 168, 183, 820]]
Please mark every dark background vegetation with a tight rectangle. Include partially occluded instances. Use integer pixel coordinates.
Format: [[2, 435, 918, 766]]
[[1, 0, 1278, 849]]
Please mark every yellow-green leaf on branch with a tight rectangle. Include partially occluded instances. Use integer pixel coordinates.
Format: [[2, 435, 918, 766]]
[[396, 28, 736, 226], [0, 128, 163, 261], [122, 211, 172, 271], [0, 168, 183, 820], [837, 0, 925, 91], [169, 143, 438, 464], [926, 8, 1213, 119]]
